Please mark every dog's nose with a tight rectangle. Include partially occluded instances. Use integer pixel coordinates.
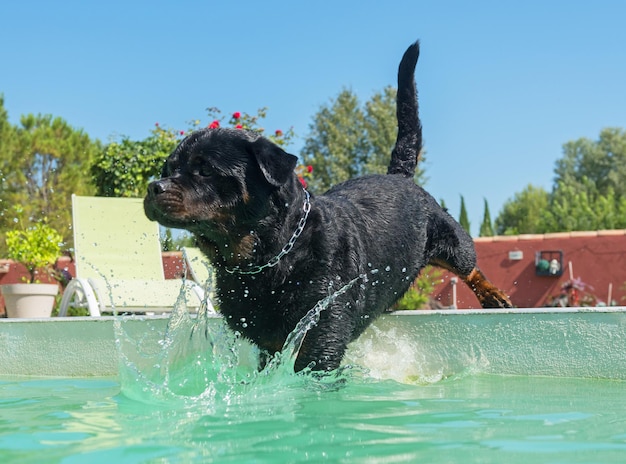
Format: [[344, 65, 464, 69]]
[[149, 180, 168, 196]]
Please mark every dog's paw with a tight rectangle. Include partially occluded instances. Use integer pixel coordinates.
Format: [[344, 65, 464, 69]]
[[463, 268, 513, 309], [478, 290, 513, 309]]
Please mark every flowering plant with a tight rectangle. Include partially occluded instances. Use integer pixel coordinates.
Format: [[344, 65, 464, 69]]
[[295, 164, 314, 188], [545, 277, 599, 307], [189, 107, 313, 187]]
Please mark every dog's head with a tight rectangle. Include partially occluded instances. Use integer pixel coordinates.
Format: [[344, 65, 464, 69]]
[[144, 128, 298, 249]]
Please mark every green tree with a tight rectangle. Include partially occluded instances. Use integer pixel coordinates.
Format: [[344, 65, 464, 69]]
[[555, 128, 626, 199], [459, 195, 470, 234], [0, 106, 100, 252], [495, 128, 626, 234], [0, 96, 18, 226], [494, 184, 550, 235], [479, 198, 494, 237], [541, 178, 626, 232], [301, 87, 426, 193]]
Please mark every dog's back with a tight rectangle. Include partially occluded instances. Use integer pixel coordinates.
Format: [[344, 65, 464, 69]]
[[387, 41, 422, 178]]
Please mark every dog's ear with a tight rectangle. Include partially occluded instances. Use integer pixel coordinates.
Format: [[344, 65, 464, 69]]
[[249, 138, 298, 187]]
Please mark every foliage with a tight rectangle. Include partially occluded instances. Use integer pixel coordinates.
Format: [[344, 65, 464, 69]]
[[555, 127, 626, 199], [0, 99, 100, 253], [5, 207, 63, 283], [91, 125, 178, 197], [301, 87, 426, 193], [542, 178, 626, 232], [479, 198, 494, 237], [495, 128, 626, 234], [394, 266, 443, 310], [494, 184, 551, 235], [458, 195, 470, 235]]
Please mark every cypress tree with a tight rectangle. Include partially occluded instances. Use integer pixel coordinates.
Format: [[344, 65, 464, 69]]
[[459, 195, 471, 235], [479, 198, 494, 237]]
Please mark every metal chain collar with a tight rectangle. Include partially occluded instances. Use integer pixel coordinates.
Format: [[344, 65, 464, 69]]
[[224, 189, 311, 275]]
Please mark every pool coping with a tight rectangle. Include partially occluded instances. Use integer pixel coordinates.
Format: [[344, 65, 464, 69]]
[[1, 307, 625, 379]]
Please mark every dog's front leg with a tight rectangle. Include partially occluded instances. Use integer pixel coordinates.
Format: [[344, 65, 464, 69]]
[[462, 267, 513, 308], [293, 319, 353, 372]]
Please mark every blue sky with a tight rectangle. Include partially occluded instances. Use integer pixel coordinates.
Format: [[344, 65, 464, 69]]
[[2, 1, 625, 236]]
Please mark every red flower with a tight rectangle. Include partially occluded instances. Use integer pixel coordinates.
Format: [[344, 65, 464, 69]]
[[155, 122, 159, 127], [180, 131, 185, 135], [275, 129, 283, 137], [306, 165, 313, 173], [235, 124, 243, 129], [232, 111, 241, 119], [298, 177, 308, 188], [208, 120, 220, 129]]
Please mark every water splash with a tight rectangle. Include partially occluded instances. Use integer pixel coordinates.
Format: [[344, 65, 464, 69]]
[[115, 274, 367, 406]]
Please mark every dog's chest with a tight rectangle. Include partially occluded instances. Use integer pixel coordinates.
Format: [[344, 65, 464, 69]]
[[216, 273, 310, 339]]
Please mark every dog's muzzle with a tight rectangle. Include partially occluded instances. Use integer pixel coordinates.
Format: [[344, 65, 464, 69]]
[[147, 179, 170, 198]]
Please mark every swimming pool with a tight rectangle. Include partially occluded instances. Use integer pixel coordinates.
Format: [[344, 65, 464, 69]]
[[1, 307, 625, 462]]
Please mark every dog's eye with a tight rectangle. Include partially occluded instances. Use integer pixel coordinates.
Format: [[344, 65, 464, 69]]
[[190, 162, 212, 177]]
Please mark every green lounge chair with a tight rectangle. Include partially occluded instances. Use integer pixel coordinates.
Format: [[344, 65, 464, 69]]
[[58, 195, 215, 316]]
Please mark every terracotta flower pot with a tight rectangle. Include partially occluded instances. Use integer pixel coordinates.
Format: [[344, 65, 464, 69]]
[[1, 283, 59, 318]]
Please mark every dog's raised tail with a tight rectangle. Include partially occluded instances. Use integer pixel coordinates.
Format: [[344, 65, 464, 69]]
[[387, 41, 422, 178]]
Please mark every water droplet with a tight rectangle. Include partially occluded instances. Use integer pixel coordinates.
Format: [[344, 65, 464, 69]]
[[385, 266, 391, 272], [402, 267, 407, 273]]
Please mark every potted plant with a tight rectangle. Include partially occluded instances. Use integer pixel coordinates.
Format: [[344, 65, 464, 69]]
[[1, 218, 63, 318]]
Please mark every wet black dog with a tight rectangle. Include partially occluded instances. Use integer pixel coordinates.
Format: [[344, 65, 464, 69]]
[[144, 42, 512, 372]]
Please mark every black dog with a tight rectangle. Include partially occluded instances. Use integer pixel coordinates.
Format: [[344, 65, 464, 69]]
[[144, 42, 512, 372]]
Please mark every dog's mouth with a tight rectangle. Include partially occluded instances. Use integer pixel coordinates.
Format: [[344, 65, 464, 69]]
[[144, 179, 201, 228], [144, 197, 192, 231], [144, 178, 238, 239]]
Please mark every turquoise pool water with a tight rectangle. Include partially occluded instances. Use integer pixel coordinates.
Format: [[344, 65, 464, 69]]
[[1, 373, 625, 463]]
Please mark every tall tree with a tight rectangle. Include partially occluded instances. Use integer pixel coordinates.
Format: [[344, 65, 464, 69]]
[[494, 184, 550, 235], [459, 195, 470, 234], [0, 108, 100, 252], [555, 127, 626, 199], [541, 178, 626, 232], [479, 198, 494, 237], [495, 128, 626, 234], [301, 87, 426, 193]]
